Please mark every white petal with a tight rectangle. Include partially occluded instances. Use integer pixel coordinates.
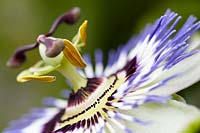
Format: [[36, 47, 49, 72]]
[[121, 100, 200, 133], [4, 108, 60, 133], [149, 52, 200, 96]]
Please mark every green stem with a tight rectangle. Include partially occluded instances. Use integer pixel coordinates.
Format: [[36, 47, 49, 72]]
[[58, 59, 87, 93]]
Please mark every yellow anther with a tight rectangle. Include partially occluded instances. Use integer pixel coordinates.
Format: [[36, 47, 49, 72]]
[[79, 20, 88, 44], [17, 75, 56, 82], [63, 39, 87, 68]]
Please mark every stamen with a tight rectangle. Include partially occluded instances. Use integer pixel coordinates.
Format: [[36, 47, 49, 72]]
[[63, 39, 87, 68], [17, 75, 56, 83], [79, 20, 88, 44]]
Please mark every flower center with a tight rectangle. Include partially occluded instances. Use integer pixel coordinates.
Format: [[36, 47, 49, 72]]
[[67, 77, 103, 107], [55, 71, 127, 131], [38, 55, 138, 132]]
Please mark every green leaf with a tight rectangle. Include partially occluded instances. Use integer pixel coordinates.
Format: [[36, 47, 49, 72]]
[[120, 100, 200, 133]]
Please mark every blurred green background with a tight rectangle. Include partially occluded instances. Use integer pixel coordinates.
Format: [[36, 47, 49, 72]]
[[0, 0, 200, 131]]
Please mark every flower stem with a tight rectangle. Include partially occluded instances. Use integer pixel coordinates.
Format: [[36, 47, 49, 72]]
[[58, 59, 87, 92]]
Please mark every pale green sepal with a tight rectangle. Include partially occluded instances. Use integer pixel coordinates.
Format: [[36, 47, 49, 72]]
[[182, 118, 200, 133], [120, 100, 200, 133], [172, 94, 186, 103]]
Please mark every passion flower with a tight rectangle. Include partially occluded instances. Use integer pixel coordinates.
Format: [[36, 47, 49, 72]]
[[4, 8, 200, 133]]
